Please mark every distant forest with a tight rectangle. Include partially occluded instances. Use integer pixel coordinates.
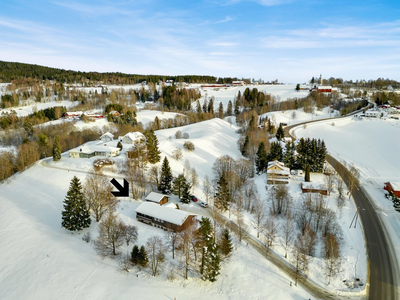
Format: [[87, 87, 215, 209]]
[[0, 60, 240, 85]]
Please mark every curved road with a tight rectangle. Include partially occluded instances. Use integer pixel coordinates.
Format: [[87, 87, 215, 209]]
[[286, 111, 399, 300]]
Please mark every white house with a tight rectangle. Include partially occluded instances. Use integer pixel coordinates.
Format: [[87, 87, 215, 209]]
[[120, 132, 145, 144], [69, 144, 120, 158], [365, 109, 379, 117], [232, 80, 245, 86], [267, 160, 290, 184], [100, 132, 114, 142]]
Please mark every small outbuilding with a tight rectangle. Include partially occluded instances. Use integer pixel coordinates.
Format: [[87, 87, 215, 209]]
[[145, 192, 170, 205], [100, 132, 114, 142], [384, 182, 400, 198], [120, 132, 145, 144], [301, 182, 328, 195]]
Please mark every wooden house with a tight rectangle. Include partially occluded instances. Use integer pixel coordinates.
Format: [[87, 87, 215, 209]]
[[384, 182, 400, 198], [120, 132, 145, 144], [267, 160, 290, 184], [135, 202, 196, 232], [301, 182, 328, 195], [145, 192, 170, 205], [69, 144, 120, 158]]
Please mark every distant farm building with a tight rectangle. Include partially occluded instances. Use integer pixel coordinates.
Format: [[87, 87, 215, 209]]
[[301, 182, 328, 195], [145, 192, 170, 205], [384, 182, 400, 198], [267, 160, 290, 184], [135, 202, 196, 232], [65, 111, 83, 118], [100, 132, 114, 142], [365, 110, 379, 118], [232, 81, 245, 86], [69, 144, 120, 158], [108, 110, 121, 117]]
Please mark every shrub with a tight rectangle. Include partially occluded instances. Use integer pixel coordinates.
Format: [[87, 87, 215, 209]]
[[183, 141, 195, 151], [175, 130, 182, 139], [183, 132, 189, 139], [93, 158, 114, 171], [172, 148, 183, 161]]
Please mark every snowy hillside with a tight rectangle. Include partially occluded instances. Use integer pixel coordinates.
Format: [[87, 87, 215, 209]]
[[0, 118, 315, 300]]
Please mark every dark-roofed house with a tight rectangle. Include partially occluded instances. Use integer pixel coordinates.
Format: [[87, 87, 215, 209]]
[[145, 192, 169, 205], [135, 202, 196, 232], [384, 182, 400, 198]]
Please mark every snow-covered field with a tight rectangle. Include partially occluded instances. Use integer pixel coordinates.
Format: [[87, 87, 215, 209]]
[[136, 110, 181, 128], [260, 107, 339, 126], [0, 100, 79, 117], [0, 118, 316, 300], [193, 84, 310, 112]]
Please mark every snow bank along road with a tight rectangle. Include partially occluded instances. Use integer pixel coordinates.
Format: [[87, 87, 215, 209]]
[[287, 113, 399, 300], [327, 155, 399, 300]]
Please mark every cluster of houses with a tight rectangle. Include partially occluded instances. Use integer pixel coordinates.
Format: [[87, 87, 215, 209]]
[[266, 159, 329, 195], [68, 131, 144, 158], [64, 111, 104, 119], [363, 105, 400, 118]]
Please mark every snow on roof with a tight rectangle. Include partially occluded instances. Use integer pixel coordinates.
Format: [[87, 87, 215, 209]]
[[301, 182, 327, 190], [317, 85, 333, 89], [123, 132, 144, 141], [268, 160, 285, 168], [69, 144, 119, 154], [100, 132, 114, 138], [135, 202, 195, 226], [145, 192, 170, 203], [388, 182, 400, 191]]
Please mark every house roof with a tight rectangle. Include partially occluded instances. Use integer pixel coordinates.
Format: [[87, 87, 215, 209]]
[[317, 85, 333, 89], [100, 132, 114, 139], [387, 182, 400, 191], [122, 132, 144, 141], [135, 202, 195, 226], [69, 144, 119, 154], [145, 192, 170, 203], [301, 182, 327, 190]]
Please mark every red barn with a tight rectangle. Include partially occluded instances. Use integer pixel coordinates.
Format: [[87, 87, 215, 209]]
[[317, 85, 333, 93], [384, 182, 400, 197]]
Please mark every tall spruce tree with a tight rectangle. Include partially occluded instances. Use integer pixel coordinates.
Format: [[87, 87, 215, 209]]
[[173, 173, 186, 198], [52, 135, 61, 161], [226, 100, 233, 116], [61, 176, 91, 231], [215, 176, 230, 212], [208, 98, 214, 113], [145, 129, 161, 164], [276, 123, 285, 141], [305, 164, 311, 182], [283, 141, 295, 170], [220, 229, 233, 256], [131, 245, 140, 265], [159, 157, 173, 193], [199, 217, 220, 282], [138, 245, 149, 267], [267, 141, 283, 162], [255, 141, 268, 174], [180, 180, 191, 204], [241, 135, 250, 156]]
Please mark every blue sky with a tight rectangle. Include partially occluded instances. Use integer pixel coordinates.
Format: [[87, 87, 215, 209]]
[[1, 0, 400, 82]]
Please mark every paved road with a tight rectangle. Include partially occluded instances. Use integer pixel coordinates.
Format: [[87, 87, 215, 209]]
[[285, 108, 399, 300], [327, 155, 399, 300]]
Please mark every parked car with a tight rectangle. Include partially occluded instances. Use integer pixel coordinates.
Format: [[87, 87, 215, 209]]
[[200, 202, 208, 208], [190, 195, 198, 202]]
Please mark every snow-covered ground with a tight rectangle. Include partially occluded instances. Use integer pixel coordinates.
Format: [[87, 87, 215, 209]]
[[136, 110, 181, 128], [0, 100, 79, 117], [260, 107, 339, 126], [0, 118, 315, 300], [193, 84, 310, 112]]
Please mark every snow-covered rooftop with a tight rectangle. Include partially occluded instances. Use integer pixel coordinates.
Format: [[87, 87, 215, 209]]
[[100, 132, 114, 139], [135, 202, 195, 226], [122, 132, 144, 141], [301, 182, 327, 190], [69, 144, 119, 154], [388, 182, 400, 191], [145, 192, 170, 203]]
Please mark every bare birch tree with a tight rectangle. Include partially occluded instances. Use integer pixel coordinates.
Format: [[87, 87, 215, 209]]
[[252, 197, 266, 238], [203, 175, 213, 205], [95, 213, 126, 257], [281, 210, 294, 259], [324, 233, 341, 284], [146, 235, 166, 277]]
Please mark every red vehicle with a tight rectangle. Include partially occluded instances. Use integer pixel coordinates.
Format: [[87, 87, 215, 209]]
[[190, 195, 198, 202]]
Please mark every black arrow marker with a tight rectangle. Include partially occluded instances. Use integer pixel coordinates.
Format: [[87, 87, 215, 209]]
[[110, 178, 129, 197]]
